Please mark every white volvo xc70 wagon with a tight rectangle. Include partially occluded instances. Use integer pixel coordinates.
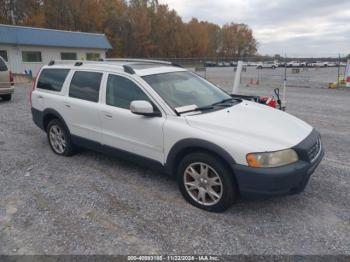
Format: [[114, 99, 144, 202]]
[[31, 59, 324, 212]]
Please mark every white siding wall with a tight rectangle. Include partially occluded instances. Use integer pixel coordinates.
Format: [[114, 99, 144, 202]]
[[0, 44, 106, 75]]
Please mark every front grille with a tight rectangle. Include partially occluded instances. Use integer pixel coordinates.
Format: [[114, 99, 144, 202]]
[[307, 138, 321, 162]]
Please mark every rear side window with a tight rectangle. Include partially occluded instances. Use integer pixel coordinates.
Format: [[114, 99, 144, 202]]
[[69, 71, 102, 102], [106, 74, 150, 109], [0, 57, 7, 71], [37, 69, 69, 91]]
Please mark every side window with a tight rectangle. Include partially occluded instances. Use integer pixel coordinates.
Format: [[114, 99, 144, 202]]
[[106, 74, 150, 109], [37, 69, 70, 91], [69, 71, 102, 102]]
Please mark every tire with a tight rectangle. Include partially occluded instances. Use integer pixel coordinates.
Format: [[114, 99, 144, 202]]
[[47, 119, 75, 156], [1, 94, 11, 101], [272, 66, 276, 69], [177, 152, 238, 212], [257, 66, 262, 69]]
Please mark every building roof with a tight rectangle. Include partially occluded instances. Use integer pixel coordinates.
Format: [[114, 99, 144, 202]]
[[0, 24, 112, 49]]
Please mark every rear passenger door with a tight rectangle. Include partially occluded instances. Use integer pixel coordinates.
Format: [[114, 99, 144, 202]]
[[62, 70, 103, 143], [100, 73, 165, 163]]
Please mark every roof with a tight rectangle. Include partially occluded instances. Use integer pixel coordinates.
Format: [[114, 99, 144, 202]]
[[0, 24, 112, 49], [43, 60, 186, 77]]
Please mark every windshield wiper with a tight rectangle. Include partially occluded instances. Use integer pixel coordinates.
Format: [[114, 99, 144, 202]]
[[176, 105, 214, 115], [211, 98, 237, 106]]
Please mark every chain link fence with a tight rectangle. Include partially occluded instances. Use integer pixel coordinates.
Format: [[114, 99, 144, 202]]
[[157, 56, 348, 90]]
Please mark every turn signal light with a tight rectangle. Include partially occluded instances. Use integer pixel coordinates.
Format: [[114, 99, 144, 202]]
[[246, 154, 261, 168]]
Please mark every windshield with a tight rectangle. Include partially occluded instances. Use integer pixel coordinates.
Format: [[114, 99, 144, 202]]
[[142, 71, 232, 110]]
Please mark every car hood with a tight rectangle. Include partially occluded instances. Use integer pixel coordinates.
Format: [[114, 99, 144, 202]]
[[185, 100, 313, 152]]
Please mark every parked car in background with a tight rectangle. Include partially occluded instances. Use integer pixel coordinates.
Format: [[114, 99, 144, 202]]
[[204, 61, 217, 67], [327, 62, 337, 67], [247, 62, 259, 67], [230, 61, 238, 67], [31, 59, 324, 212], [256, 61, 278, 69], [286, 61, 306, 67], [309, 61, 328, 67], [223, 62, 231, 67], [0, 56, 14, 101]]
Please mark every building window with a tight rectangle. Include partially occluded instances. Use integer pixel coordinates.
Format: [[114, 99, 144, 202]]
[[0, 50, 8, 62], [61, 52, 77, 60], [69, 71, 102, 102], [22, 51, 42, 62], [86, 53, 101, 61]]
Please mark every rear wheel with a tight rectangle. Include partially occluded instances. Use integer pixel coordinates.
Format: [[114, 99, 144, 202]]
[[47, 119, 75, 156], [177, 152, 238, 212], [1, 94, 11, 101]]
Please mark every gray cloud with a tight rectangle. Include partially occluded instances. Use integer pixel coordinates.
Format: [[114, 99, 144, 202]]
[[159, 0, 350, 56]]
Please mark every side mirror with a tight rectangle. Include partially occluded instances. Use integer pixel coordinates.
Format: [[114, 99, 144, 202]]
[[130, 100, 161, 117]]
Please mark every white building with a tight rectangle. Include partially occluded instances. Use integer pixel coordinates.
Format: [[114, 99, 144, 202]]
[[0, 24, 112, 75]]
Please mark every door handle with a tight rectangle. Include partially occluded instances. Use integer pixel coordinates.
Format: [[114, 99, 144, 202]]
[[38, 95, 43, 99], [65, 104, 71, 108], [102, 111, 113, 119]]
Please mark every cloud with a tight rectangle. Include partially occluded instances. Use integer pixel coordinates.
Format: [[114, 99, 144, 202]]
[[158, 0, 350, 56]]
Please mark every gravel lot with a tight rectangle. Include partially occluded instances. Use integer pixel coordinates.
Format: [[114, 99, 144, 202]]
[[0, 68, 350, 255]]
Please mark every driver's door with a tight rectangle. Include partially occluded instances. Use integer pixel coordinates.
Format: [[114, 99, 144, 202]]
[[100, 73, 165, 163]]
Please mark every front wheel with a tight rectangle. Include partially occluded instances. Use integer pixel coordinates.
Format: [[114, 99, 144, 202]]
[[177, 152, 238, 212], [1, 94, 11, 101]]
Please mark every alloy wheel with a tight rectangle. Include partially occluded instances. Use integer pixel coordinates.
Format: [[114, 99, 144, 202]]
[[49, 125, 66, 154], [183, 162, 223, 206]]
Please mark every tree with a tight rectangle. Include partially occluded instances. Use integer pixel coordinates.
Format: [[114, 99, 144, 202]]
[[0, 0, 258, 58]]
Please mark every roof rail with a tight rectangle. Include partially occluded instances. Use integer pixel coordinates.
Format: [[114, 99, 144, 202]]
[[105, 58, 172, 65], [47, 60, 95, 66], [104, 58, 183, 68], [46, 58, 182, 75]]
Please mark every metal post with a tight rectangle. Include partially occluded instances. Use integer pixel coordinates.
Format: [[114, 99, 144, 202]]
[[282, 54, 287, 110], [346, 59, 350, 88], [232, 61, 243, 94], [337, 54, 340, 89]]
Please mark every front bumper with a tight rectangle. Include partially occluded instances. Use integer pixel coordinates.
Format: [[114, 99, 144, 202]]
[[233, 129, 324, 197], [0, 86, 14, 95]]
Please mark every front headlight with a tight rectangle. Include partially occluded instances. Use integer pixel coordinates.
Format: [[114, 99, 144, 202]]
[[246, 149, 298, 168]]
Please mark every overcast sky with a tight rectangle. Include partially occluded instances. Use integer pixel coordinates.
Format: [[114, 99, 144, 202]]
[[158, 0, 350, 57]]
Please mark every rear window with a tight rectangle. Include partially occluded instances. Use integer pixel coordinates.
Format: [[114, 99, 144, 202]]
[[0, 57, 8, 71], [37, 69, 70, 92], [69, 71, 102, 102]]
